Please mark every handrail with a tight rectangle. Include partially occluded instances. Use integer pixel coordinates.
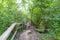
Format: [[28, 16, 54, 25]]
[[0, 23, 16, 40]]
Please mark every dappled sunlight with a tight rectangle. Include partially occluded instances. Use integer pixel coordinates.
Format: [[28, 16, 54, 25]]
[[16, 0, 33, 19]]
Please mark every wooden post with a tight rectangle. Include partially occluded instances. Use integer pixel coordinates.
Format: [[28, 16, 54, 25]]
[[0, 23, 16, 40]]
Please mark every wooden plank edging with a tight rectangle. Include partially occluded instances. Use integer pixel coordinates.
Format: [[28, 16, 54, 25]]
[[11, 30, 17, 40]]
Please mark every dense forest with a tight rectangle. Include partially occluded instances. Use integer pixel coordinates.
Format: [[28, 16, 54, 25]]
[[0, 0, 60, 40]]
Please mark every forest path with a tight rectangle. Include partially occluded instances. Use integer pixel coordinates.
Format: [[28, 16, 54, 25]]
[[12, 21, 53, 40], [13, 29, 40, 40], [13, 29, 52, 40]]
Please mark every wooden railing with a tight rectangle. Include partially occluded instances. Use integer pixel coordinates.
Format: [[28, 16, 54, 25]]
[[0, 23, 17, 40]]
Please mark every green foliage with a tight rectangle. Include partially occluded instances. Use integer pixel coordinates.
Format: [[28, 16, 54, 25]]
[[0, 0, 23, 35], [29, 0, 60, 40]]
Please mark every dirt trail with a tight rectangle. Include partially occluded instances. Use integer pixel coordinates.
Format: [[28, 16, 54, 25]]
[[13, 29, 40, 40]]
